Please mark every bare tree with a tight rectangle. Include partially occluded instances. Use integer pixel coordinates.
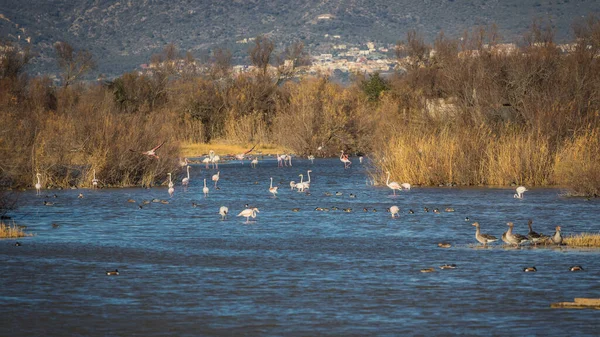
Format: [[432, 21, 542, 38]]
[[210, 47, 232, 79], [249, 35, 275, 75], [277, 41, 311, 82], [396, 30, 430, 70], [54, 41, 96, 87], [0, 40, 33, 80]]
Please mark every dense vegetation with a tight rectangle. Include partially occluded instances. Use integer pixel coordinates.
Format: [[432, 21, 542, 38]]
[[1, 18, 599, 197]]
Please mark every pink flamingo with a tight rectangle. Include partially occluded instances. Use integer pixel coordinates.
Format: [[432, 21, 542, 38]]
[[236, 144, 257, 164], [340, 150, 351, 169], [130, 141, 165, 159], [35, 173, 42, 195], [212, 171, 220, 188], [269, 177, 278, 197], [203, 178, 209, 196], [386, 171, 402, 195], [182, 166, 191, 187], [237, 207, 259, 223], [92, 169, 98, 188]]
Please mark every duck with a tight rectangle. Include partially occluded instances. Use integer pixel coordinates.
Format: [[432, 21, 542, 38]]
[[506, 222, 529, 246], [438, 242, 452, 248], [433, 208, 440, 214], [43, 201, 54, 206], [324, 192, 332, 196], [192, 202, 198, 207], [349, 193, 356, 198], [551, 226, 563, 245], [423, 207, 429, 213], [331, 206, 339, 211], [526, 219, 546, 244], [465, 217, 470, 221], [160, 200, 169, 204], [420, 268, 435, 273], [372, 209, 377, 212], [472, 222, 499, 246], [315, 207, 324, 211], [523, 266, 537, 272], [127, 199, 136, 203], [343, 208, 352, 213], [335, 192, 343, 196], [440, 264, 457, 269], [363, 208, 369, 212], [408, 209, 414, 214], [106, 269, 119, 276], [52, 223, 60, 229], [14, 242, 21, 247], [291, 208, 300, 212], [445, 207, 455, 212], [78, 193, 84, 199], [569, 265, 584, 272]]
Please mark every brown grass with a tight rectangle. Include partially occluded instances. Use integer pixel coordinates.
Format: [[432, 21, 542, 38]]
[[553, 129, 600, 197], [0, 222, 32, 239], [180, 141, 291, 157], [564, 233, 600, 247]]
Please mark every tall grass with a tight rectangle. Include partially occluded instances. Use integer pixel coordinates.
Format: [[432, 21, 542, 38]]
[[553, 129, 600, 197], [564, 233, 600, 247], [0, 222, 31, 238]]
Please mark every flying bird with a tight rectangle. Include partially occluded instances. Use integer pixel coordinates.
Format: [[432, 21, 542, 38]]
[[130, 141, 165, 159]]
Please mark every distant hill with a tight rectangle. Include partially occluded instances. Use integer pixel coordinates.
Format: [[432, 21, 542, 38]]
[[1, 0, 599, 78]]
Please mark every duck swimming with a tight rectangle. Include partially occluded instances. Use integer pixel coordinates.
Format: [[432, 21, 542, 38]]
[[440, 264, 457, 270], [106, 269, 119, 276], [570, 265, 584, 272], [523, 266, 537, 272]]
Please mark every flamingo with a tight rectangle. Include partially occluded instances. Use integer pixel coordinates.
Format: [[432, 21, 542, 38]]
[[130, 141, 165, 159], [269, 177, 278, 197], [401, 183, 411, 190], [237, 207, 259, 223], [212, 171, 220, 188], [182, 166, 191, 187], [92, 169, 99, 188], [385, 171, 402, 195], [299, 170, 312, 190], [389, 205, 400, 218], [308, 155, 315, 164], [219, 206, 229, 220], [277, 154, 283, 167], [167, 172, 174, 189], [289, 181, 296, 189], [296, 174, 305, 192], [211, 155, 220, 169], [514, 186, 528, 199], [35, 173, 42, 195], [167, 173, 174, 197], [179, 157, 189, 167], [202, 157, 211, 169], [285, 154, 292, 166], [251, 157, 258, 168], [359, 156, 363, 164], [236, 144, 257, 164], [340, 150, 351, 169], [203, 178, 209, 196]]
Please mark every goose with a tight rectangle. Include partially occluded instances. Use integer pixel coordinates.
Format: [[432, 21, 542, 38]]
[[472, 222, 498, 246], [551, 226, 563, 245], [237, 207, 259, 223], [526, 219, 546, 244], [506, 222, 529, 246]]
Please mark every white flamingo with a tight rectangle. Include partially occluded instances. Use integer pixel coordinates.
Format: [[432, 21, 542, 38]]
[[212, 171, 220, 188], [219, 206, 229, 220], [296, 174, 305, 192], [386, 171, 402, 195], [167, 172, 174, 189], [514, 186, 528, 199], [359, 156, 363, 164], [401, 183, 411, 190], [92, 169, 98, 188], [35, 173, 42, 195], [167, 173, 174, 197], [300, 170, 312, 190], [389, 205, 400, 218], [251, 157, 258, 168], [308, 155, 315, 164], [277, 153, 283, 167], [236, 144, 257, 164], [285, 154, 292, 166], [202, 157, 211, 169], [211, 155, 220, 169], [203, 178, 209, 196], [289, 181, 296, 189], [340, 150, 351, 169], [179, 157, 189, 167], [182, 166, 191, 187], [269, 177, 278, 197], [237, 207, 259, 223]]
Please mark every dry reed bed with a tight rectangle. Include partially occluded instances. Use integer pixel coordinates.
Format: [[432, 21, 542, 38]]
[[0, 222, 31, 239], [564, 233, 600, 248]]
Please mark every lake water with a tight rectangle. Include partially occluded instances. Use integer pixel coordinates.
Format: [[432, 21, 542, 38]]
[[1, 157, 599, 336]]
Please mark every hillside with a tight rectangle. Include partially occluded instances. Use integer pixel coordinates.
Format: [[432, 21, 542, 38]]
[[1, 0, 599, 77]]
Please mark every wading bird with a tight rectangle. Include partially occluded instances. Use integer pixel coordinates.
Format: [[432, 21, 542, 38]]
[[269, 177, 278, 197], [472, 222, 498, 246], [514, 186, 528, 199], [340, 150, 351, 169], [130, 141, 165, 159], [235, 144, 257, 164], [167, 173, 174, 197], [551, 226, 563, 245], [296, 174, 305, 192], [182, 166, 191, 187], [389, 205, 400, 218], [167, 172, 174, 189], [92, 169, 98, 188], [203, 178, 209, 197], [212, 171, 220, 188], [238, 207, 259, 224], [385, 171, 402, 196], [35, 173, 42, 195], [219, 206, 229, 220], [401, 183, 411, 190], [251, 157, 258, 168], [308, 155, 315, 164]]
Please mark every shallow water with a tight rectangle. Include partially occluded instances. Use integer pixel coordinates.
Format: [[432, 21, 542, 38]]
[[1, 158, 599, 336]]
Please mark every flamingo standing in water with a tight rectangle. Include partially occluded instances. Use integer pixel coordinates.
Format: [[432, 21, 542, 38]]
[[236, 144, 257, 164], [251, 157, 258, 168], [401, 183, 411, 190], [203, 178, 209, 196], [389, 205, 400, 218], [269, 177, 278, 197], [219, 206, 229, 220], [340, 151, 351, 169], [182, 166, 191, 187], [514, 186, 528, 199], [167, 173, 175, 197], [238, 207, 259, 223], [386, 171, 402, 195], [284, 154, 292, 166], [296, 174, 305, 192], [35, 173, 42, 195], [92, 169, 98, 188], [202, 157, 211, 169], [299, 170, 312, 190], [308, 155, 315, 164], [212, 171, 220, 188]]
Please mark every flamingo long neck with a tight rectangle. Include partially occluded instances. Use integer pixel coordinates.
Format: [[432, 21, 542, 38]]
[[204, 179, 207, 188], [270, 177, 273, 188], [168, 174, 172, 184], [340, 151, 344, 160], [36, 174, 40, 184], [307, 171, 311, 183], [187, 166, 190, 179], [299, 175, 303, 183], [93, 170, 96, 180], [386, 172, 390, 186]]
